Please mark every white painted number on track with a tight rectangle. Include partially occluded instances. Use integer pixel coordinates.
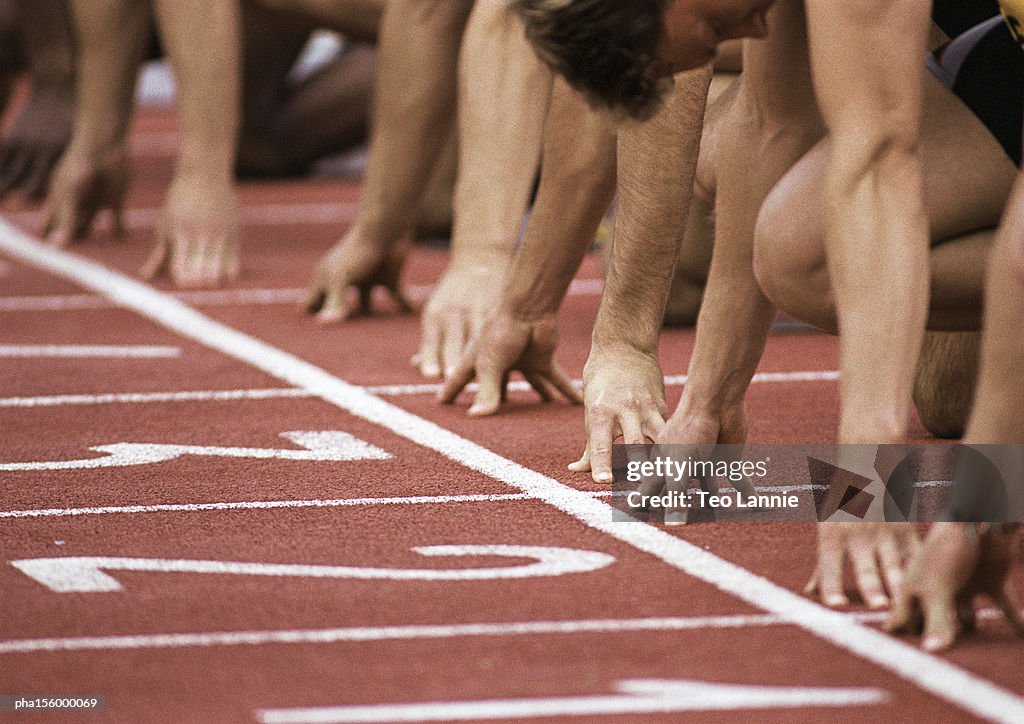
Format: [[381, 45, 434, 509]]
[[0, 431, 389, 471], [256, 679, 888, 722], [11, 546, 616, 592]]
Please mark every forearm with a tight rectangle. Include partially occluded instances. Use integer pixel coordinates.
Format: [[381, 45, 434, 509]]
[[357, 0, 473, 244], [679, 11, 826, 419], [67, 0, 150, 155], [154, 0, 241, 181], [827, 146, 928, 442], [592, 65, 711, 355], [450, 0, 552, 264], [808, 0, 931, 443], [504, 78, 616, 319]]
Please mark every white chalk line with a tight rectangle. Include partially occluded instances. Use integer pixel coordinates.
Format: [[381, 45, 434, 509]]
[[0, 388, 312, 408], [0, 345, 181, 359], [0, 614, 811, 655], [0, 484, 960, 520], [0, 278, 604, 313], [1, 220, 1020, 721], [0, 607, 1015, 657], [255, 681, 887, 722], [0, 493, 537, 519], [0, 370, 839, 408]]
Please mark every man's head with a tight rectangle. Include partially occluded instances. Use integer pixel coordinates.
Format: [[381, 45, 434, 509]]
[[513, 0, 772, 120]]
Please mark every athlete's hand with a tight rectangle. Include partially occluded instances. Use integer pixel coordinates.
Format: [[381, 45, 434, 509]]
[[570, 344, 667, 483], [42, 146, 129, 247], [885, 523, 1023, 651], [141, 171, 241, 288], [439, 310, 581, 416], [629, 402, 753, 523], [306, 230, 413, 323], [806, 522, 920, 610], [414, 255, 507, 379], [0, 80, 74, 200]]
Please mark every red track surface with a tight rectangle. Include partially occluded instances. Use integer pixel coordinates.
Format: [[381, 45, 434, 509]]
[[1, 109, 1022, 723]]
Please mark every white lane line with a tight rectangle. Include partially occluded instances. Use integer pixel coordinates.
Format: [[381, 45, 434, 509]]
[[257, 680, 887, 723], [371, 369, 840, 397], [0, 345, 180, 358], [0, 388, 311, 408], [0, 278, 604, 312], [0, 609, 1013, 656], [0, 482, 955, 520], [3, 201, 360, 233], [0, 493, 536, 519], [0, 614, 788, 654], [0, 370, 839, 408], [2, 220, 1020, 721]]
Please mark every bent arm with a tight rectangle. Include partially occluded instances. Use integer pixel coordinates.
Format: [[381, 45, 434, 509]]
[[502, 77, 616, 320], [591, 65, 711, 359], [806, 0, 931, 443], [66, 0, 150, 156], [576, 66, 712, 480], [153, 0, 241, 183]]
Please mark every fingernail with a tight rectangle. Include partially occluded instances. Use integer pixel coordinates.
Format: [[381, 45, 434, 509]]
[[664, 511, 686, 526], [596, 471, 612, 483], [422, 364, 440, 378], [445, 366, 457, 378], [922, 635, 944, 651], [868, 594, 889, 610], [825, 594, 847, 608]]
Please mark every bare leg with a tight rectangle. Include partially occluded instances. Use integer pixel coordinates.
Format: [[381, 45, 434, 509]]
[[964, 173, 1024, 443], [236, 0, 312, 176], [254, 0, 382, 42], [754, 72, 1016, 333], [913, 331, 980, 438], [240, 52, 376, 175]]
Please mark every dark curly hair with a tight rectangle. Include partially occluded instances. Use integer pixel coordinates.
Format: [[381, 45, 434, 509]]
[[512, 0, 672, 121]]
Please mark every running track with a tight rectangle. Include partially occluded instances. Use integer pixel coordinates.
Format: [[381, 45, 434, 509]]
[[1, 109, 1022, 723]]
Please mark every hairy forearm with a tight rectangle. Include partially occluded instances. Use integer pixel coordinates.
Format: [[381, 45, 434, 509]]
[[592, 65, 712, 354], [503, 79, 617, 319], [68, 0, 150, 154], [154, 0, 240, 180], [450, 0, 551, 263]]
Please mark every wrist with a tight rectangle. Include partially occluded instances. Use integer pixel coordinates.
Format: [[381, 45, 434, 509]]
[[449, 239, 515, 268], [675, 384, 744, 421], [175, 145, 236, 184], [591, 309, 660, 357]]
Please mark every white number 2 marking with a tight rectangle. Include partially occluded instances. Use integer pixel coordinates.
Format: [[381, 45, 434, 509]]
[[11, 546, 616, 592]]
